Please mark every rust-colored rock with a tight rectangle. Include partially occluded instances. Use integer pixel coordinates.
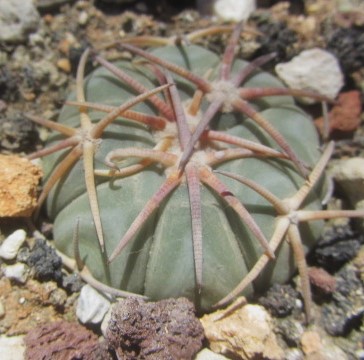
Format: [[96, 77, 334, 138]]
[[308, 267, 336, 294], [106, 297, 204, 360], [315, 91, 362, 136], [24, 320, 111, 360], [0, 155, 42, 217]]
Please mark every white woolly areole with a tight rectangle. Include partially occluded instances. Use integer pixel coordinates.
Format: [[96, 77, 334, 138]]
[[207, 80, 241, 112]]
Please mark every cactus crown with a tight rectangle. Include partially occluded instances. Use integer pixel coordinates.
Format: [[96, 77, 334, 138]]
[[28, 22, 364, 320]]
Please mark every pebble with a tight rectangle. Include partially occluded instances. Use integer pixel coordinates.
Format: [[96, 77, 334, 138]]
[[200, 298, 284, 360], [0, 0, 40, 43], [195, 348, 230, 360], [277, 318, 304, 347], [0, 229, 27, 260], [259, 284, 300, 317], [330, 157, 364, 230], [76, 284, 110, 325], [213, 0, 256, 21], [0, 300, 5, 319], [275, 48, 344, 103], [56, 58, 71, 73], [3, 263, 29, 284], [78, 11, 89, 25], [330, 157, 364, 204], [0, 155, 42, 217], [26, 239, 63, 282], [285, 349, 304, 360], [101, 304, 113, 337], [0, 335, 25, 360], [322, 265, 364, 336], [315, 91, 362, 136], [300, 329, 348, 359]]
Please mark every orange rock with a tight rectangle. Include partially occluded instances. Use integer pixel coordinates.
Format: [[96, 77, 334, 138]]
[[0, 155, 42, 217], [301, 330, 322, 355], [56, 58, 71, 73], [315, 91, 362, 136]]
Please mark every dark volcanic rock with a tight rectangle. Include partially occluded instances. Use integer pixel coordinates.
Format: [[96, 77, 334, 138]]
[[311, 225, 362, 271], [322, 265, 364, 336], [327, 27, 364, 74], [259, 284, 300, 318], [27, 239, 63, 283]]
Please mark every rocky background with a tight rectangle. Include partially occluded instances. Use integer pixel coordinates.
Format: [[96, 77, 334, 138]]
[[0, 0, 363, 359]]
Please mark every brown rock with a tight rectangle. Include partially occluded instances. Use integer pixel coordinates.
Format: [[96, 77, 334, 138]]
[[0, 155, 42, 217], [24, 320, 111, 360], [106, 297, 204, 360]]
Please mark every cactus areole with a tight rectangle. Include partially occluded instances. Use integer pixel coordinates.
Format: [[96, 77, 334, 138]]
[[37, 33, 334, 313]]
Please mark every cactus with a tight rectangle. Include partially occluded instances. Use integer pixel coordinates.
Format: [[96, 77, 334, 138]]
[[28, 23, 364, 319]]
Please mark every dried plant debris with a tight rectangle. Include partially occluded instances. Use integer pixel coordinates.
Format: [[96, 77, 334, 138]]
[[24, 320, 111, 360], [106, 297, 204, 360]]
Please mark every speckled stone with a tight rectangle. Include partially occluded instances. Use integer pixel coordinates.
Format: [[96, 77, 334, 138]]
[[0, 0, 40, 43]]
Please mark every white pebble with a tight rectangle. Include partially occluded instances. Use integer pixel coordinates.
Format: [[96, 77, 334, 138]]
[[330, 157, 364, 202], [275, 48, 344, 103], [78, 11, 88, 25], [76, 284, 110, 324], [213, 0, 256, 21], [3, 263, 28, 284], [0, 335, 25, 360], [0, 229, 26, 260]]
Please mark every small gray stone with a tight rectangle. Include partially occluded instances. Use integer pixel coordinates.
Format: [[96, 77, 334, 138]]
[[0, 0, 40, 43], [275, 48, 344, 103], [3, 263, 28, 284], [277, 318, 304, 347], [76, 285, 110, 325], [285, 349, 304, 360], [0, 229, 27, 260]]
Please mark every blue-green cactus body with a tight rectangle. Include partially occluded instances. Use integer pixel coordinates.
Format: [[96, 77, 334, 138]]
[[44, 45, 324, 311]]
